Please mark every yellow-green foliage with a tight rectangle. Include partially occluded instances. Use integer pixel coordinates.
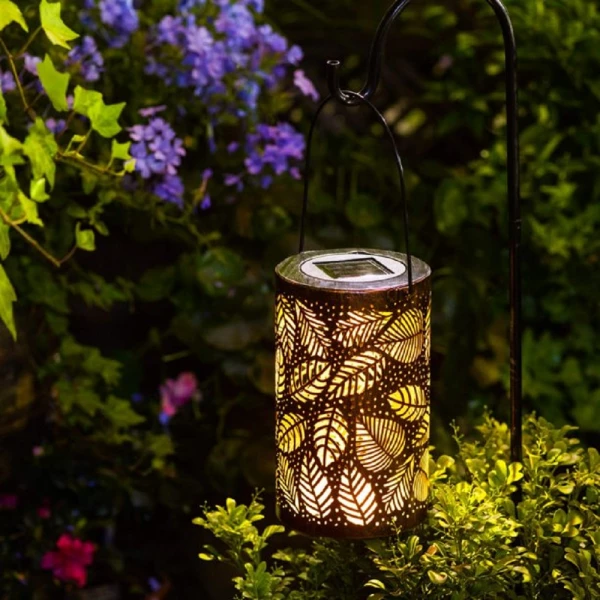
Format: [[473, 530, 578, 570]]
[[196, 414, 600, 599]]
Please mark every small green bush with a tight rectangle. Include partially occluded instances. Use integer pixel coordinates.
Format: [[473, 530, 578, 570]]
[[195, 414, 600, 599]]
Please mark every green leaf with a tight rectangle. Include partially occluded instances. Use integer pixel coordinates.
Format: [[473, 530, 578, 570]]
[[110, 139, 131, 162], [18, 192, 43, 226], [0, 89, 7, 124], [0, 0, 29, 32], [507, 462, 524, 484], [0, 126, 24, 161], [88, 99, 126, 138], [346, 194, 383, 229], [80, 169, 98, 195], [198, 553, 214, 561], [73, 86, 125, 138], [434, 179, 468, 235], [40, 0, 78, 48], [75, 223, 95, 251], [105, 396, 145, 429], [0, 221, 9, 260], [23, 118, 58, 189], [0, 264, 17, 339], [427, 571, 448, 584], [72, 86, 102, 117], [37, 54, 70, 112], [30, 177, 50, 202]]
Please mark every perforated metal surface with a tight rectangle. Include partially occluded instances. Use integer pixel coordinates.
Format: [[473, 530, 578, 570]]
[[274, 256, 431, 538]]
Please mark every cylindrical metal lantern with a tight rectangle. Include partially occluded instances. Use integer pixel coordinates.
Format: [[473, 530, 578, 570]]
[[274, 248, 431, 538]]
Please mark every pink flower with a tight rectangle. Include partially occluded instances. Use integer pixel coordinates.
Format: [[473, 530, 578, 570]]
[[0, 494, 18, 509], [41, 534, 95, 588], [32, 446, 45, 457], [159, 372, 200, 422], [37, 506, 51, 519]]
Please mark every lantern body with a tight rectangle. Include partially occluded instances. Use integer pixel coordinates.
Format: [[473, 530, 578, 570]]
[[274, 249, 431, 538]]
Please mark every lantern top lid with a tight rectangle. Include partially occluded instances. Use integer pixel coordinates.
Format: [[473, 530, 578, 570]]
[[276, 249, 431, 292]]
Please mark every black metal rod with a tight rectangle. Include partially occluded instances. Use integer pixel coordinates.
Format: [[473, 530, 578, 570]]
[[326, 0, 522, 466]]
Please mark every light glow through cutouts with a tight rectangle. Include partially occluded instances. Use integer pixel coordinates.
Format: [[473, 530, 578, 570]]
[[275, 257, 431, 538]]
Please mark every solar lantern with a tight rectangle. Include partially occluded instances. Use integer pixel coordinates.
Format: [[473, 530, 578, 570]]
[[274, 0, 522, 539]]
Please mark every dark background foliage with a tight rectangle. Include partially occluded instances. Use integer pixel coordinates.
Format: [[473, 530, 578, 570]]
[[1, 0, 599, 597]]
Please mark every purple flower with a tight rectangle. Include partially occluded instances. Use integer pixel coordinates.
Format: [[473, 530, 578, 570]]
[[237, 79, 260, 114], [0, 69, 15, 92], [257, 24, 287, 54], [240, 122, 305, 187], [23, 54, 41, 76], [67, 36, 104, 82], [294, 69, 319, 101], [156, 15, 186, 45], [45, 118, 67, 135], [139, 105, 167, 118], [153, 174, 185, 207], [287, 45, 303, 65], [186, 25, 213, 55], [98, 0, 139, 48], [128, 118, 186, 176], [200, 194, 211, 210], [224, 173, 244, 192]]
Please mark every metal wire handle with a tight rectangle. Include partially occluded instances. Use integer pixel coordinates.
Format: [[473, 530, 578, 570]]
[[298, 91, 414, 293]]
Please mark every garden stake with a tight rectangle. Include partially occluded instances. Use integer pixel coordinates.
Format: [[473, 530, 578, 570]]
[[275, 0, 522, 538]]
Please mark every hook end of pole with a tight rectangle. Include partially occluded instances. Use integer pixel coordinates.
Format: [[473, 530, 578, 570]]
[[326, 59, 355, 105]]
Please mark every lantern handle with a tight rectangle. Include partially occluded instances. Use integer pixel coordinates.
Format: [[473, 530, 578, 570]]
[[298, 91, 414, 293]]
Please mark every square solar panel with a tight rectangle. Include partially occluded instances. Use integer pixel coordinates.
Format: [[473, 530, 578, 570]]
[[313, 257, 394, 280]]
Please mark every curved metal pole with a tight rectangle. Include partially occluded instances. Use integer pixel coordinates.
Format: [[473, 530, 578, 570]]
[[326, 0, 522, 467]]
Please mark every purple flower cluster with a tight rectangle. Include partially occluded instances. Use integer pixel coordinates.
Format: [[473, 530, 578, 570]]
[[128, 115, 187, 206], [66, 36, 104, 82], [145, 0, 306, 115], [81, 0, 139, 48], [226, 122, 305, 191]]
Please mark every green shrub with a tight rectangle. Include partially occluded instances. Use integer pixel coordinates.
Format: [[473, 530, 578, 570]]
[[195, 414, 600, 599]]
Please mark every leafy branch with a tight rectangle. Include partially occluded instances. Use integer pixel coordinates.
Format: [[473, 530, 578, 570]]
[[0, 205, 76, 268]]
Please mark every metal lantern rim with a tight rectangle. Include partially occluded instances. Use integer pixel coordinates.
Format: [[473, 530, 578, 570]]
[[276, 248, 431, 293]]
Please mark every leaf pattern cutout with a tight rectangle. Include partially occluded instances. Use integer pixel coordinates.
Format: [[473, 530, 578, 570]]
[[278, 454, 300, 513], [333, 310, 393, 348], [383, 456, 415, 512], [413, 451, 429, 502], [388, 386, 428, 421], [299, 452, 333, 518], [296, 301, 331, 358], [277, 413, 307, 453], [376, 308, 424, 363], [414, 411, 430, 446], [338, 464, 378, 526], [356, 416, 405, 472], [290, 359, 331, 403], [275, 349, 286, 398], [328, 350, 386, 399], [424, 303, 431, 362], [313, 407, 349, 467], [276, 295, 296, 361]]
